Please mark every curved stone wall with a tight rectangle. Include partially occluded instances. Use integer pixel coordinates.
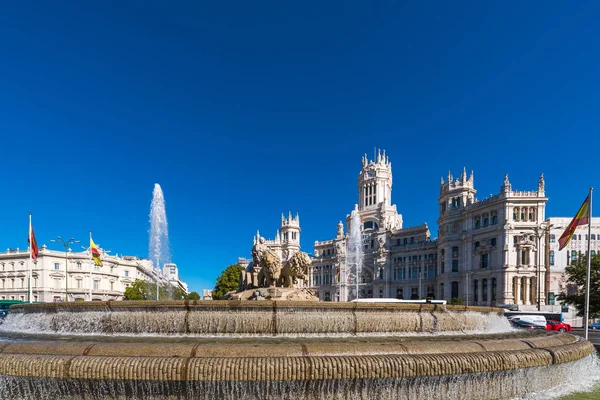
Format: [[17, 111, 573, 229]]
[[1, 300, 510, 336], [0, 301, 596, 399], [0, 332, 595, 399]]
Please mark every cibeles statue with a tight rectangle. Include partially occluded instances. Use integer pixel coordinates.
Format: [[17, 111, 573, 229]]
[[240, 232, 312, 290]]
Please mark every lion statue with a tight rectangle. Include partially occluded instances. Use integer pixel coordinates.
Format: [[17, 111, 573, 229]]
[[280, 251, 311, 288], [256, 247, 282, 287]]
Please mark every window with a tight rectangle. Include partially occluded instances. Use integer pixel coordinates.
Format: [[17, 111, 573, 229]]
[[76, 279, 82, 289], [110, 281, 114, 291], [363, 221, 374, 230], [396, 239, 401, 246], [378, 289, 384, 298], [592, 234, 596, 240], [440, 249, 445, 274], [474, 280, 479, 302], [482, 279, 488, 302], [491, 238, 497, 246], [550, 234, 556, 243], [492, 214, 498, 225], [452, 246, 459, 272], [567, 251, 570, 265], [396, 288, 403, 300], [550, 251, 555, 266], [572, 251, 577, 262], [440, 283, 445, 299], [474, 241, 480, 250], [492, 278, 497, 301], [410, 237, 415, 244], [54, 263, 60, 270], [520, 212, 525, 220], [481, 254, 489, 268], [451, 281, 459, 299], [475, 219, 481, 229], [93, 280, 99, 290], [513, 212, 517, 221], [521, 250, 526, 265], [125, 270, 129, 277], [452, 260, 458, 272], [404, 238, 408, 245], [484, 217, 489, 227], [591, 250, 596, 257]]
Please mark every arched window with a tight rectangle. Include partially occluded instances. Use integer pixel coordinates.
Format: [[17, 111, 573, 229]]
[[550, 250, 555, 266], [491, 278, 497, 302], [550, 234, 556, 243], [591, 250, 596, 257], [473, 280, 479, 302], [592, 234, 596, 240]]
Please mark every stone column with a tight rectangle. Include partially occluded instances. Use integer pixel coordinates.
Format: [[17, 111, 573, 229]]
[[524, 277, 530, 305], [516, 277, 522, 305]]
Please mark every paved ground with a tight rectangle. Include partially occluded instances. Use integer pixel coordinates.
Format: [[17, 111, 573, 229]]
[[571, 328, 600, 349]]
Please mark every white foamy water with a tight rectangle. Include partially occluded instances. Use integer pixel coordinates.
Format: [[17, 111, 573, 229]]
[[346, 207, 364, 301], [149, 183, 171, 269]]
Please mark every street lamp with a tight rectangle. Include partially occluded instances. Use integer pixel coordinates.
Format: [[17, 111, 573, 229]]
[[525, 223, 553, 311], [50, 236, 79, 302]]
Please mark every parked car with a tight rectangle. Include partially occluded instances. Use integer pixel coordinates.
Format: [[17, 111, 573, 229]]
[[510, 319, 546, 330], [546, 320, 572, 332], [589, 322, 600, 330]]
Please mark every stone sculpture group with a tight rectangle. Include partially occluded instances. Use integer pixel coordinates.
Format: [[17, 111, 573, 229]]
[[239, 236, 312, 290]]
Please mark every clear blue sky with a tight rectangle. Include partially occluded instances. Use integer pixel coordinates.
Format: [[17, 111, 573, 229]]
[[1, 1, 599, 293]]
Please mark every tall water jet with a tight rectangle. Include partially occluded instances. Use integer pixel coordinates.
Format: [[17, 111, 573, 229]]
[[346, 205, 364, 301], [149, 183, 171, 270]]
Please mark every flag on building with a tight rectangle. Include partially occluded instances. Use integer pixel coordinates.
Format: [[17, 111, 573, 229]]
[[336, 264, 341, 282], [558, 195, 590, 251], [90, 237, 103, 267], [28, 216, 39, 260]]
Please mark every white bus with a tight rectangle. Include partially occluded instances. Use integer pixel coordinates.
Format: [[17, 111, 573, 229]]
[[350, 298, 447, 305]]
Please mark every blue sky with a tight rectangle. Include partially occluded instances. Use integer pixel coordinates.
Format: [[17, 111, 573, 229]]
[[1, 1, 599, 292]]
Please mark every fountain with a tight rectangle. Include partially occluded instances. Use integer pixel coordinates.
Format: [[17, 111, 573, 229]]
[[0, 300, 597, 399], [149, 183, 171, 270], [346, 206, 364, 301]]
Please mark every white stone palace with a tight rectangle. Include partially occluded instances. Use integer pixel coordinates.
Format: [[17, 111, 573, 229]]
[[311, 150, 549, 306], [0, 245, 187, 302], [243, 150, 556, 309]]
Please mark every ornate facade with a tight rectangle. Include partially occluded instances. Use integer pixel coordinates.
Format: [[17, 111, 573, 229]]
[[310, 149, 549, 307], [0, 246, 187, 302]]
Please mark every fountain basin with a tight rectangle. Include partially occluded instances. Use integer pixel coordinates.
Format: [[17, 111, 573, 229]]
[[1, 300, 510, 337], [0, 301, 596, 399]]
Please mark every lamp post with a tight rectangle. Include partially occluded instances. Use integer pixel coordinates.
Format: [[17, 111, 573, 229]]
[[51, 236, 79, 302], [531, 223, 553, 311]]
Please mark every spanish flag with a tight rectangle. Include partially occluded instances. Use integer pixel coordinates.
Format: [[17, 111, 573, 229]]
[[28, 214, 39, 260], [558, 195, 590, 251], [336, 264, 341, 282], [90, 236, 103, 267]]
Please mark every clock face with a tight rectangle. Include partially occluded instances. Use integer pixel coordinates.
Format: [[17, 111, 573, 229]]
[[368, 171, 376, 177]]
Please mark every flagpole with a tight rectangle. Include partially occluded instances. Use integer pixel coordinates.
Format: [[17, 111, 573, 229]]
[[584, 188, 593, 340], [89, 231, 93, 302], [28, 213, 33, 304]]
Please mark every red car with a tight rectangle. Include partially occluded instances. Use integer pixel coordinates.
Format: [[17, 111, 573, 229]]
[[546, 320, 572, 332]]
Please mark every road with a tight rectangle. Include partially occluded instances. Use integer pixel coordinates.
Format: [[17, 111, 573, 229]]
[[571, 328, 600, 349]]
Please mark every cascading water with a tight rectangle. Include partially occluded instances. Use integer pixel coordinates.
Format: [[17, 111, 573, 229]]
[[346, 206, 364, 301], [149, 183, 171, 270]]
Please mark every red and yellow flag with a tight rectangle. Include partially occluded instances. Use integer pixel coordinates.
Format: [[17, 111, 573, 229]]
[[90, 237, 103, 267], [558, 195, 590, 251], [28, 218, 39, 260]]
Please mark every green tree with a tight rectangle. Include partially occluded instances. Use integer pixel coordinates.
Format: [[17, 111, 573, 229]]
[[123, 280, 147, 300], [213, 264, 244, 300], [185, 291, 201, 300], [557, 254, 600, 318], [450, 297, 463, 305]]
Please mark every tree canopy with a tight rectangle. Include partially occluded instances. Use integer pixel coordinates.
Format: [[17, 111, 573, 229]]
[[557, 254, 600, 318], [123, 279, 200, 301], [213, 264, 244, 300]]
